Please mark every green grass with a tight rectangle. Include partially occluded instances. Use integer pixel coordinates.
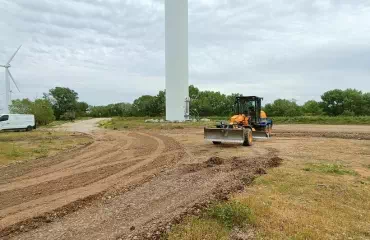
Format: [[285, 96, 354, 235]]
[[303, 163, 358, 176], [167, 218, 230, 240], [0, 131, 93, 165], [272, 116, 370, 125], [167, 138, 370, 239], [6, 144, 22, 158], [98, 116, 370, 130], [166, 201, 254, 240], [98, 117, 218, 130], [207, 201, 255, 229], [41, 120, 69, 128], [192, 116, 370, 125]]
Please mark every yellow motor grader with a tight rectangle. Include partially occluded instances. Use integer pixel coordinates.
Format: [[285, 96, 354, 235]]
[[204, 96, 273, 146]]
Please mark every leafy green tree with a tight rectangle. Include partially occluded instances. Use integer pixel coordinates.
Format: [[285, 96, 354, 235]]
[[342, 89, 364, 116], [60, 111, 76, 121], [88, 103, 132, 117], [47, 87, 78, 120], [9, 99, 33, 114], [321, 89, 345, 116], [302, 100, 324, 116], [155, 90, 166, 116], [10, 98, 55, 126], [264, 99, 303, 117], [321, 89, 366, 116], [191, 91, 231, 116], [363, 93, 370, 115], [76, 102, 89, 117], [31, 99, 56, 125], [131, 95, 159, 117], [189, 85, 200, 100]]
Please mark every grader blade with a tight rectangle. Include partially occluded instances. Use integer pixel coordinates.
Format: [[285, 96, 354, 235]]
[[251, 130, 270, 139], [204, 128, 244, 143]]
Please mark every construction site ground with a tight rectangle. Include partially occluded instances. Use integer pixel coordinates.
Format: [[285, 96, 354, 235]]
[[0, 119, 369, 239]]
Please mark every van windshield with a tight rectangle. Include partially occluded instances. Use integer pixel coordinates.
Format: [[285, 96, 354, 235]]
[[0, 115, 9, 122]]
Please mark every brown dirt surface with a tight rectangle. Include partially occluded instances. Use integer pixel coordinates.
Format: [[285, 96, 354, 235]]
[[0, 121, 369, 240]]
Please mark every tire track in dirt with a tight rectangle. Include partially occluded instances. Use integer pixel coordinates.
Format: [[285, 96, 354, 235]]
[[11, 133, 132, 182], [273, 130, 370, 140], [0, 133, 152, 193], [0, 160, 144, 211], [3, 124, 364, 239], [9, 146, 280, 240], [0, 131, 167, 234]]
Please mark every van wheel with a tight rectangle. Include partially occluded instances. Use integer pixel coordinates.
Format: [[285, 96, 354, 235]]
[[26, 126, 33, 132]]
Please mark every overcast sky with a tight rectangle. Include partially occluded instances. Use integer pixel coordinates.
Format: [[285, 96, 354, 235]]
[[1, 0, 370, 109]]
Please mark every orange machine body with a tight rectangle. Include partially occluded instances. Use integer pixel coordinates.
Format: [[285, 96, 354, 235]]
[[230, 111, 267, 127]]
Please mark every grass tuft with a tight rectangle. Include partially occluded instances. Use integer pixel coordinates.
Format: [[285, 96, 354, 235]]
[[207, 201, 255, 229], [303, 163, 358, 176], [6, 144, 22, 158], [33, 143, 49, 158], [167, 218, 229, 240]]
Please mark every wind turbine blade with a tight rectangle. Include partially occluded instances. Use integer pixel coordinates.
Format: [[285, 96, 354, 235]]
[[7, 69, 20, 92], [7, 45, 22, 65]]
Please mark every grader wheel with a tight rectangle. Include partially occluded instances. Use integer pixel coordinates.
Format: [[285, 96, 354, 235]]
[[243, 128, 253, 146]]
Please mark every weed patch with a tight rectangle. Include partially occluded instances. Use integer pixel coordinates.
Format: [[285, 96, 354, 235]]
[[33, 143, 49, 157], [6, 144, 23, 158], [0, 131, 92, 165], [167, 218, 229, 240], [303, 163, 358, 176], [207, 201, 255, 229]]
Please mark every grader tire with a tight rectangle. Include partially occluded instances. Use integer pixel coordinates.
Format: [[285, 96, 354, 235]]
[[266, 125, 272, 138], [243, 128, 253, 146]]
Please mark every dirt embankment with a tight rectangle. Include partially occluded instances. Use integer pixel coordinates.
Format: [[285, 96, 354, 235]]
[[0, 121, 368, 240]]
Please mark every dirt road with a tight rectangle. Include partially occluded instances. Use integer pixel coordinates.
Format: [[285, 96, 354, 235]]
[[0, 121, 369, 239], [53, 118, 110, 133]]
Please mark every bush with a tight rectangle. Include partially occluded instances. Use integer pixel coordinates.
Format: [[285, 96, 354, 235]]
[[60, 111, 76, 121], [10, 99, 55, 126]]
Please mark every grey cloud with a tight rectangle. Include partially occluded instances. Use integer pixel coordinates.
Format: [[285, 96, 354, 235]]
[[1, 0, 370, 109]]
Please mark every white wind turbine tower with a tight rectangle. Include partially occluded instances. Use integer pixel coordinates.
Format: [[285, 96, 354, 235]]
[[165, 0, 189, 121], [0, 45, 22, 114]]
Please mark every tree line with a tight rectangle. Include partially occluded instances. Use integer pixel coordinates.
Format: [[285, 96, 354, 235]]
[[10, 86, 370, 125], [265, 89, 370, 117], [89, 87, 370, 118], [10, 87, 89, 126]]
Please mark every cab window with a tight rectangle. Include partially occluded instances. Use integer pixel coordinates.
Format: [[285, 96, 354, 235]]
[[0, 115, 9, 122]]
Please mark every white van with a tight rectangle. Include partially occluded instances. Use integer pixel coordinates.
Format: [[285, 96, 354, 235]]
[[0, 114, 36, 131]]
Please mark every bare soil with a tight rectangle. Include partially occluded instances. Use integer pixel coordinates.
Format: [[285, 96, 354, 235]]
[[0, 121, 369, 240]]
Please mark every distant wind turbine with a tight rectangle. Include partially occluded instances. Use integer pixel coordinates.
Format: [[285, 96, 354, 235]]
[[0, 45, 22, 113]]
